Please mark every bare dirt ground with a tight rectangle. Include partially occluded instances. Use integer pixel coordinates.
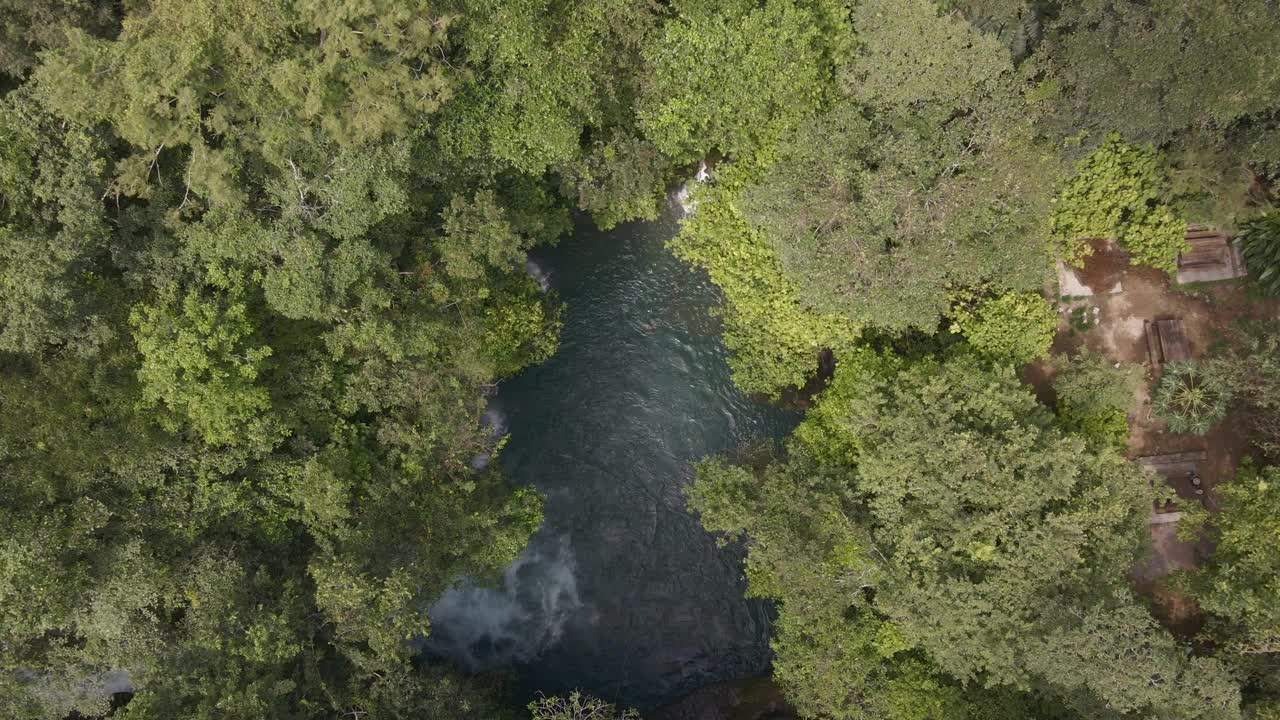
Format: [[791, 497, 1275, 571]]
[[1033, 241, 1280, 634], [1131, 524, 1207, 637]]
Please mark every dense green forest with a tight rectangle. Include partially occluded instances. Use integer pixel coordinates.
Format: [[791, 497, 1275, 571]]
[[1, 1, 1278, 719]]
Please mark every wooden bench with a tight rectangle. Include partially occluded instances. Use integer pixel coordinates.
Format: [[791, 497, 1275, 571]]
[[1176, 227, 1247, 283], [1144, 317, 1191, 368], [1138, 450, 1207, 478]]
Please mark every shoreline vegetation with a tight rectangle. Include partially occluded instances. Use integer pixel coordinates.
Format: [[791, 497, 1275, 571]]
[[2, 1, 1279, 719]]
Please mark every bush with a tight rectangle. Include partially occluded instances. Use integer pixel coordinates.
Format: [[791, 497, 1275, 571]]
[[1178, 463, 1280, 655], [1050, 133, 1188, 273], [1207, 321, 1280, 459], [1152, 361, 1232, 435], [1237, 211, 1280, 296], [1053, 351, 1143, 448], [950, 291, 1058, 365], [529, 692, 638, 720]]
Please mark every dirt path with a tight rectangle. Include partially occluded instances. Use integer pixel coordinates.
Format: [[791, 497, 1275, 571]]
[[1046, 245, 1280, 633]]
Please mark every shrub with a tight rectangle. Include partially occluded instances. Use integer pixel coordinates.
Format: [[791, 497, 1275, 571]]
[[1178, 463, 1280, 655], [529, 692, 638, 720], [1152, 361, 1232, 435], [1053, 351, 1143, 448], [1050, 133, 1189, 273], [1207, 320, 1280, 459], [1237, 211, 1280, 296], [950, 291, 1057, 365]]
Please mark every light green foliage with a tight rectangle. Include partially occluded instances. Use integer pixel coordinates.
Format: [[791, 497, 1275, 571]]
[[1043, 0, 1280, 142], [1052, 351, 1143, 449], [130, 289, 278, 449], [1237, 212, 1280, 296], [1152, 361, 1232, 435], [1124, 205, 1189, 272], [1050, 134, 1189, 272], [841, 0, 1008, 115], [668, 158, 852, 395], [34, 0, 456, 204], [639, 0, 825, 161], [741, 0, 1056, 334], [529, 691, 639, 720], [948, 291, 1057, 364], [1181, 464, 1280, 654]]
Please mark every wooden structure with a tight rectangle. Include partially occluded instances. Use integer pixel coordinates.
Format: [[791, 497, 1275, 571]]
[[1139, 450, 1208, 518], [1138, 450, 1207, 479], [1176, 227, 1247, 284], [1144, 317, 1191, 369]]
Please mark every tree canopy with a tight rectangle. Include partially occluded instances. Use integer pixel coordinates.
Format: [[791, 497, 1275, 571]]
[[692, 352, 1241, 719], [2, 0, 1278, 717]]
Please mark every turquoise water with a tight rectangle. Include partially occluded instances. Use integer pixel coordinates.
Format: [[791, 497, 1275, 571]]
[[428, 205, 799, 707]]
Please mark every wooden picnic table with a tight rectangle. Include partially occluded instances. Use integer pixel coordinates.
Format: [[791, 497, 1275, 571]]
[[1144, 317, 1191, 368]]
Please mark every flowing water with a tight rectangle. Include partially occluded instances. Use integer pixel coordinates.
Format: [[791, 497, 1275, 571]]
[[427, 202, 799, 708]]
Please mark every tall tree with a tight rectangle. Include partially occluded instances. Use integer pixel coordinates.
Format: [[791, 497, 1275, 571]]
[[743, 0, 1056, 334], [638, 0, 828, 162], [1041, 0, 1280, 144], [691, 352, 1241, 719], [1180, 464, 1280, 656], [1, 0, 571, 716]]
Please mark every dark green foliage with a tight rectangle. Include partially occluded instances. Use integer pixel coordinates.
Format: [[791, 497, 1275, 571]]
[[0, 1, 575, 716], [0, 90, 113, 354], [558, 129, 670, 229], [1, 0, 1274, 716], [1152, 361, 1233, 435], [943, 0, 1041, 59], [1180, 464, 1280, 655], [448, 0, 660, 174], [639, 0, 826, 162], [735, 0, 1056, 338], [692, 352, 1239, 719], [1208, 322, 1280, 460], [0, 0, 117, 78], [1238, 212, 1280, 296], [1024, 603, 1243, 719], [1053, 351, 1143, 449], [1042, 1, 1280, 143]]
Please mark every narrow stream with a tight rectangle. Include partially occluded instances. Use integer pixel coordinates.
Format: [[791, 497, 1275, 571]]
[[427, 203, 799, 708]]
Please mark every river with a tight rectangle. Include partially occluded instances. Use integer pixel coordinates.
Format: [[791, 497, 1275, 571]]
[[426, 201, 799, 708]]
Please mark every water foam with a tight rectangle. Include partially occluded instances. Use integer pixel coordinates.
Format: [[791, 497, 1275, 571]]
[[425, 535, 583, 669], [526, 258, 552, 292], [672, 160, 710, 216], [469, 402, 509, 470]]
